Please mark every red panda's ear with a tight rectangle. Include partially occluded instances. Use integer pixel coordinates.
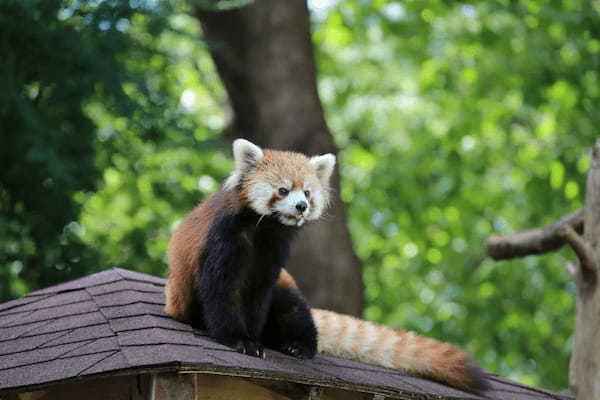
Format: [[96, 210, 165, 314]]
[[310, 153, 336, 185], [224, 139, 264, 189], [232, 139, 264, 171]]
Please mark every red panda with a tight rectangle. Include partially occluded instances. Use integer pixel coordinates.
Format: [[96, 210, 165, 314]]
[[165, 139, 487, 392]]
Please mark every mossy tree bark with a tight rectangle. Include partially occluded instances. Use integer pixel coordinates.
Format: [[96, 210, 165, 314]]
[[486, 139, 600, 398], [194, 0, 363, 316]]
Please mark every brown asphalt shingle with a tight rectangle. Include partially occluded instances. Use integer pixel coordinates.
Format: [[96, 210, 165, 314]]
[[0, 268, 571, 399]]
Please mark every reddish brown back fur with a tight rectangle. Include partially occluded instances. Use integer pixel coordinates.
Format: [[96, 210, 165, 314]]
[[165, 190, 239, 321], [275, 269, 299, 291]]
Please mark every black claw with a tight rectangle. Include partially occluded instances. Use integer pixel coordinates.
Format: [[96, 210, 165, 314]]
[[281, 342, 312, 359], [234, 339, 265, 359]]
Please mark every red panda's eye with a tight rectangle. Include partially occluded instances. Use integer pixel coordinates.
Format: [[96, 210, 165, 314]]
[[278, 188, 289, 196], [304, 190, 310, 197]]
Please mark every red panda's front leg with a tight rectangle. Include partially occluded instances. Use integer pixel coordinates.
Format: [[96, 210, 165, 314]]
[[197, 213, 265, 358]]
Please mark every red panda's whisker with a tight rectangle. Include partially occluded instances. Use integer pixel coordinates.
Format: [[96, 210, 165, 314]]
[[317, 212, 333, 222]]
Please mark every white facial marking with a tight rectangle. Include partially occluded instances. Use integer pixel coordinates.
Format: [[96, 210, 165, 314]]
[[306, 187, 325, 221], [247, 181, 272, 215], [273, 188, 309, 226]]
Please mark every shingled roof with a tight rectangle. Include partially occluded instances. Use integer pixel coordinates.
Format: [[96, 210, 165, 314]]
[[0, 268, 571, 399]]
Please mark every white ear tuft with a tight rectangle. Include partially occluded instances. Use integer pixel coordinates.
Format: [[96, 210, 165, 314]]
[[310, 153, 336, 185], [233, 139, 264, 171], [224, 139, 264, 190]]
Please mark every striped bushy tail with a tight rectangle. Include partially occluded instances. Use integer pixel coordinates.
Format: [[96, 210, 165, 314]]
[[311, 309, 488, 393]]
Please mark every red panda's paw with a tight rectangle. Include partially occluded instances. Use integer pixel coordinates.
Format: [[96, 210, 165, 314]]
[[234, 339, 265, 359], [281, 341, 317, 359]]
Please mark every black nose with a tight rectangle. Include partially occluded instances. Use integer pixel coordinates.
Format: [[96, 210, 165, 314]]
[[296, 201, 307, 213]]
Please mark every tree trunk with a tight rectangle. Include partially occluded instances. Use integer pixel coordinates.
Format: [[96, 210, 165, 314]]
[[194, 0, 363, 316], [486, 139, 600, 400], [569, 139, 600, 399], [485, 138, 600, 398]]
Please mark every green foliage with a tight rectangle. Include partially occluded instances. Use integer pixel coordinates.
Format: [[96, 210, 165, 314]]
[[313, 0, 599, 390], [77, 11, 229, 278], [0, 0, 133, 298], [1, 0, 597, 392], [0, 0, 216, 298]]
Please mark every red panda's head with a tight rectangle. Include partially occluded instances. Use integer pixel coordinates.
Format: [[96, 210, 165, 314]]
[[224, 139, 336, 227]]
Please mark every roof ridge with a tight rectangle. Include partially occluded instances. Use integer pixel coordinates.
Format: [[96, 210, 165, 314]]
[[21, 268, 165, 299], [84, 287, 130, 369], [26, 269, 124, 296], [75, 350, 121, 377], [58, 338, 102, 358], [111, 268, 166, 285]]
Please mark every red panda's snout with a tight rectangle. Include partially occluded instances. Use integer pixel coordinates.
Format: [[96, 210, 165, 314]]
[[242, 179, 317, 227], [270, 187, 311, 226]]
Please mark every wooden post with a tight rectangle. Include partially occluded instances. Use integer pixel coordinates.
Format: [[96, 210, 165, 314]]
[[153, 373, 195, 400], [569, 139, 600, 399]]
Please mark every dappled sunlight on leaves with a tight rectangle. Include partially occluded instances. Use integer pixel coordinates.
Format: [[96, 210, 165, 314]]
[[314, 0, 596, 390]]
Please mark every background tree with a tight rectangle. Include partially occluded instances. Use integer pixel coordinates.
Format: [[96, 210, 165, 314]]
[[1, 0, 599, 393], [195, 0, 364, 315]]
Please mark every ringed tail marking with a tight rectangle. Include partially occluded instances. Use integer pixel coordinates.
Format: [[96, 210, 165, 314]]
[[311, 309, 488, 393]]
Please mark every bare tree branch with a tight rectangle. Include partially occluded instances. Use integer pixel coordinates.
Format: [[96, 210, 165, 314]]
[[559, 225, 598, 274], [485, 208, 584, 260]]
